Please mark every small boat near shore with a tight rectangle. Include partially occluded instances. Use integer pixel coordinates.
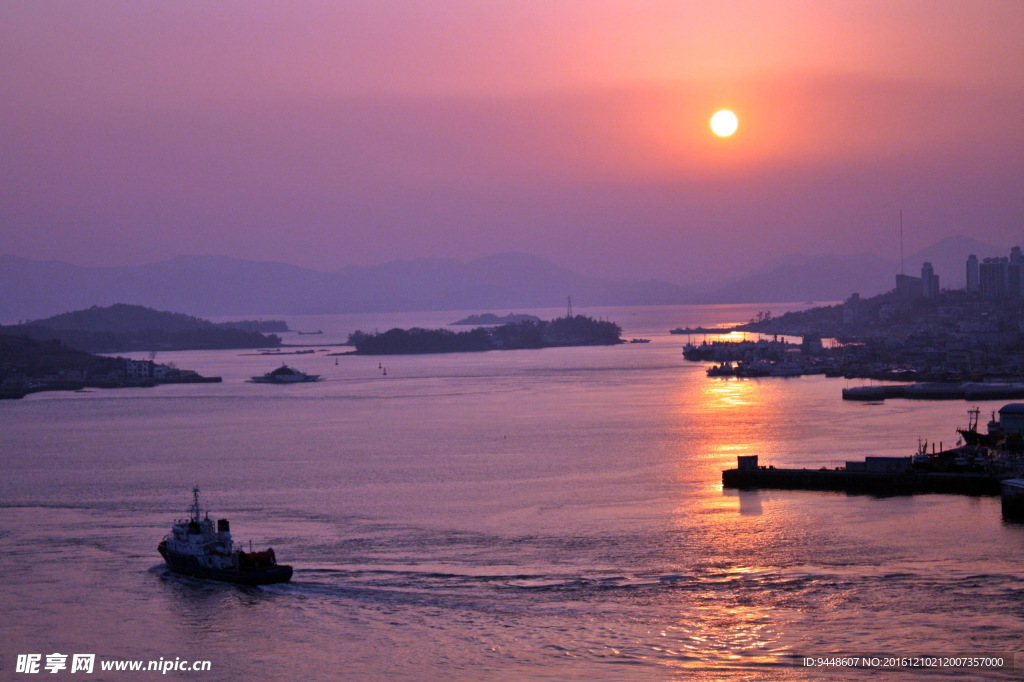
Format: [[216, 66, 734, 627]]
[[158, 487, 293, 585], [250, 364, 320, 383], [706, 362, 736, 377]]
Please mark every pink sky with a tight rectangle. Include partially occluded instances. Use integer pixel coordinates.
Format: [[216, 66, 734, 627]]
[[2, 1, 1021, 286]]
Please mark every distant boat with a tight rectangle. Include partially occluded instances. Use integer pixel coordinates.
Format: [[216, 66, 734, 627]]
[[297, 330, 323, 335], [670, 327, 733, 335], [629, 338, 651, 344], [250, 364, 320, 383]]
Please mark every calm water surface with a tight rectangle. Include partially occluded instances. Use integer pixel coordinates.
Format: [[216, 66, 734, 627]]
[[2, 304, 1022, 680]]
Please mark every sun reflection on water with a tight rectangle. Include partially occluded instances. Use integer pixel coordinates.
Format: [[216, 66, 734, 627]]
[[658, 603, 784, 673], [673, 373, 788, 474], [660, 373, 808, 673]]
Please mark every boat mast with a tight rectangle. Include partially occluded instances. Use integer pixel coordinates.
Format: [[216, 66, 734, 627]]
[[190, 486, 201, 523]]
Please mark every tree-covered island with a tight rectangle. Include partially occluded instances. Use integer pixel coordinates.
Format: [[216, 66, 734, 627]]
[[348, 315, 622, 354], [2, 304, 283, 352], [450, 313, 542, 326]]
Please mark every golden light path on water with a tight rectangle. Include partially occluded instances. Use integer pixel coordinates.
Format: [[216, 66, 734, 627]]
[[655, 363, 796, 672]]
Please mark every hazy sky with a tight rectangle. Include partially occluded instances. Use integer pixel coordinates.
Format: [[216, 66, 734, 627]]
[[2, 1, 1022, 286]]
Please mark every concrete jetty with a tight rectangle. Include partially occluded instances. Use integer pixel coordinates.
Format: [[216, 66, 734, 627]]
[[1001, 479, 1024, 520], [842, 382, 1024, 402], [722, 456, 1010, 496]]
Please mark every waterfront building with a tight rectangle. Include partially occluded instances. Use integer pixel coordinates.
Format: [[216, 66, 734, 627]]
[[999, 404, 1024, 435], [124, 358, 154, 378]]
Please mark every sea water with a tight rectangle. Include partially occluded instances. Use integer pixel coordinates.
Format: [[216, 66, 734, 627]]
[[1, 304, 1022, 680]]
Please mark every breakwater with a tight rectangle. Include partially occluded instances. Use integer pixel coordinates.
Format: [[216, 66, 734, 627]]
[[1002, 479, 1024, 520], [842, 382, 1024, 402], [723, 466, 1007, 495]]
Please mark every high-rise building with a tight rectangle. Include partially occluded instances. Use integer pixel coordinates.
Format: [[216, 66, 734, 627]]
[[1012, 247, 1024, 297], [894, 274, 923, 301], [979, 247, 1024, 299], [966, 254, 979, 292], [921, 262, 939, 298], [980, 257, 1009, 298], [1010, 263, 1023, 299]]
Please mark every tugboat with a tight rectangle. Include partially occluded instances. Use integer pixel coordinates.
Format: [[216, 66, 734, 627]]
[[158, 487, 293, 585], [250, 364, 320, 383]]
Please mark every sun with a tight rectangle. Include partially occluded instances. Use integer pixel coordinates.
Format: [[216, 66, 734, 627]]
[[710, 109, 739, 137]]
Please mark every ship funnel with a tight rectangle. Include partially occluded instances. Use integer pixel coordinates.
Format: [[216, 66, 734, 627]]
[[217, 518, 231, 542]]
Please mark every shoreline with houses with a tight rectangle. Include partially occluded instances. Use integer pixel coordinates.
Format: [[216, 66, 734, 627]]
[[0, 336, 220, 399], [682, 245, 1024, 387]]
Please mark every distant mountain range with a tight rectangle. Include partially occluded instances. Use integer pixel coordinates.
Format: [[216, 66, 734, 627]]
[[1, 236, 1012, 319], [0, 252, 690, 320], [690, 235, 1010, 304]]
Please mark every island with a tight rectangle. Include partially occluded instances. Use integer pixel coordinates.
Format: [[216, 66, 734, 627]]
[[0, 334, 221, 399], [450, 313, 542, 326], [0, 304, 283, 353], [348, 315, 622, 354]]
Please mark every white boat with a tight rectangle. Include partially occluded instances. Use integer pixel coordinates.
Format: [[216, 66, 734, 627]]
[[250, 364, 320, 383]]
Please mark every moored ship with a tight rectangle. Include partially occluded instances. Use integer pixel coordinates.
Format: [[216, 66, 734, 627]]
[[158, 487, 293, 585]]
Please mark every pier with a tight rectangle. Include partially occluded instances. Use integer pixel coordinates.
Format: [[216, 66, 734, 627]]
[[842, 382, 1024, 402], [1002, 479, 1024, 520], [722, 456, 1010, 496]]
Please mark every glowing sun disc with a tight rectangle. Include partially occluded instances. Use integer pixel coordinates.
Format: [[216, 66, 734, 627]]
[[710, 109, 738, 137]]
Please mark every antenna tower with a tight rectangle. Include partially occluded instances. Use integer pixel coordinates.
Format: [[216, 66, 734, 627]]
[[899, 209, 904, 276], [566, 296, 573, 318]]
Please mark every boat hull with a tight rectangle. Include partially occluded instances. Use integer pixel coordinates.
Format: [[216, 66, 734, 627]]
[[158, 542, 293, 585]]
